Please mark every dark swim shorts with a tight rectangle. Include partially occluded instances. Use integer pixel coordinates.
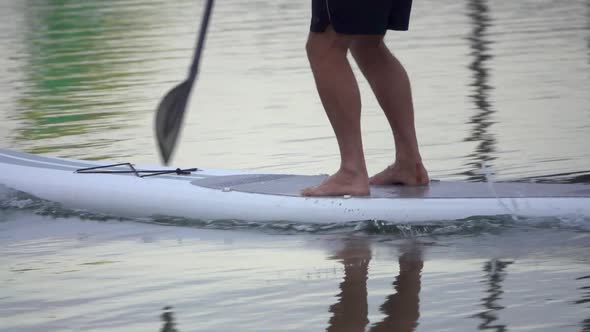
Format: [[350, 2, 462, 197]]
[[310, 0, 413, 35]]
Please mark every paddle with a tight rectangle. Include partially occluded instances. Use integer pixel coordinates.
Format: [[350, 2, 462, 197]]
[[155, 0, 215, 165]]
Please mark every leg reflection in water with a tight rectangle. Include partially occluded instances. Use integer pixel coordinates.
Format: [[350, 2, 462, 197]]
[[327, 239, 423, 332], [327, 239, 372, 332], [371, 243, 423, 332]]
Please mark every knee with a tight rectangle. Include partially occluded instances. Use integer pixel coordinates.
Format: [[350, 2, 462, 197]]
[[350, 39, 385, 62], [305, 32, 351, 65]]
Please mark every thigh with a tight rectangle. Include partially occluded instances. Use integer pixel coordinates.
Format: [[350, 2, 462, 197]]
[[307, 25, 355, 58]]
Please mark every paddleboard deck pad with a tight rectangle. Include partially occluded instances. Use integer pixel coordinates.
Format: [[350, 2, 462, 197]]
[[0, 148, 589, 224], [191, 174, 590, 199]]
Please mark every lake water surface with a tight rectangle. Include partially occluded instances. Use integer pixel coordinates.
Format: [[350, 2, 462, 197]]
[[0, 0, 589, 331]]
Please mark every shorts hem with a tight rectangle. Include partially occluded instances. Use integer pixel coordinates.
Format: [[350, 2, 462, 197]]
[[310, 24, 409, 35]]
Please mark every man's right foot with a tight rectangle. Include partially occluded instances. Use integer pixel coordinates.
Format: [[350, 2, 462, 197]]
[[369, 161, 429, 186]]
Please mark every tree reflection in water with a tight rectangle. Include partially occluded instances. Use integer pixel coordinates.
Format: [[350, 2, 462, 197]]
[[472, 259, 513, 332], [160, 306, 179, 332]]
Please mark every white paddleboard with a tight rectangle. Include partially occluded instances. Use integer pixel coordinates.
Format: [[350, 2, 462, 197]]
[[0, 149, 588, 224]]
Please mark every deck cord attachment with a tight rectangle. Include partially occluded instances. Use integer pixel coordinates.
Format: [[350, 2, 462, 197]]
[[75, 163, 198, 178]]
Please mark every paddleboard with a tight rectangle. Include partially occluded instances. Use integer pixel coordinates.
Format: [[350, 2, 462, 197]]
[[0, 148, 589, 224]]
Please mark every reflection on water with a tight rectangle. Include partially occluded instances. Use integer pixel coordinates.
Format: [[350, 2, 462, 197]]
[[463, 0, 496, 181], [473, 259, 513, 331], [327, 239, 371, 332], [157, 239, 424, 332], [155, 239, 424, 332], [327, 239, 422, 332], [577, 275, 590, 332], [576, 275, 590, 305], [16, 2, 126, 155], [4, 0, 185, 159], [152, 239, 424, 332], [522, 170, 590, 185], [1, 216, 589, 332], [160, 306, 179, 332]]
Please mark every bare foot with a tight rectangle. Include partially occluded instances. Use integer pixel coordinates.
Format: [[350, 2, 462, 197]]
[[302, 169, 370, 197], [370, 161, 429, 186]]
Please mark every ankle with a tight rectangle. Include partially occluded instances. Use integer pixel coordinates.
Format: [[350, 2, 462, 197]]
[[395, 154, 422, 166], [338, 164, 368, 178]]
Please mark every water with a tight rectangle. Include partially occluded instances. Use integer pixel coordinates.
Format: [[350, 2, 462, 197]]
[[0, 0, 589, 331], [1, 216, 589, 331]]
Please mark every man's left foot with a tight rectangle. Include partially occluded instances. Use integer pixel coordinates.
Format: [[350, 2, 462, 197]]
[[302, 169, 370, 197]]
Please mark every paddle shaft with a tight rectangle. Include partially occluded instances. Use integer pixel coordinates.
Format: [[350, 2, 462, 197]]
[[188, 0, 214, 82]]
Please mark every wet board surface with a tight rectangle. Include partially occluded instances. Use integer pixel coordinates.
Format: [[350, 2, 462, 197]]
[[191, 174, 590, 199]]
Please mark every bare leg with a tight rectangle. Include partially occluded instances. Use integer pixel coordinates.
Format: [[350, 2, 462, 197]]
[[351, 38, 429, 186], [302, 26, 370, 197]]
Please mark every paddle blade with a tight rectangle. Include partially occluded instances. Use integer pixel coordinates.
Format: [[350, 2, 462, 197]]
[[155, 80, 192, 165]]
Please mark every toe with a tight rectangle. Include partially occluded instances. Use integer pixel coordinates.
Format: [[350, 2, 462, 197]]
[[301, 186, 317, 196]]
